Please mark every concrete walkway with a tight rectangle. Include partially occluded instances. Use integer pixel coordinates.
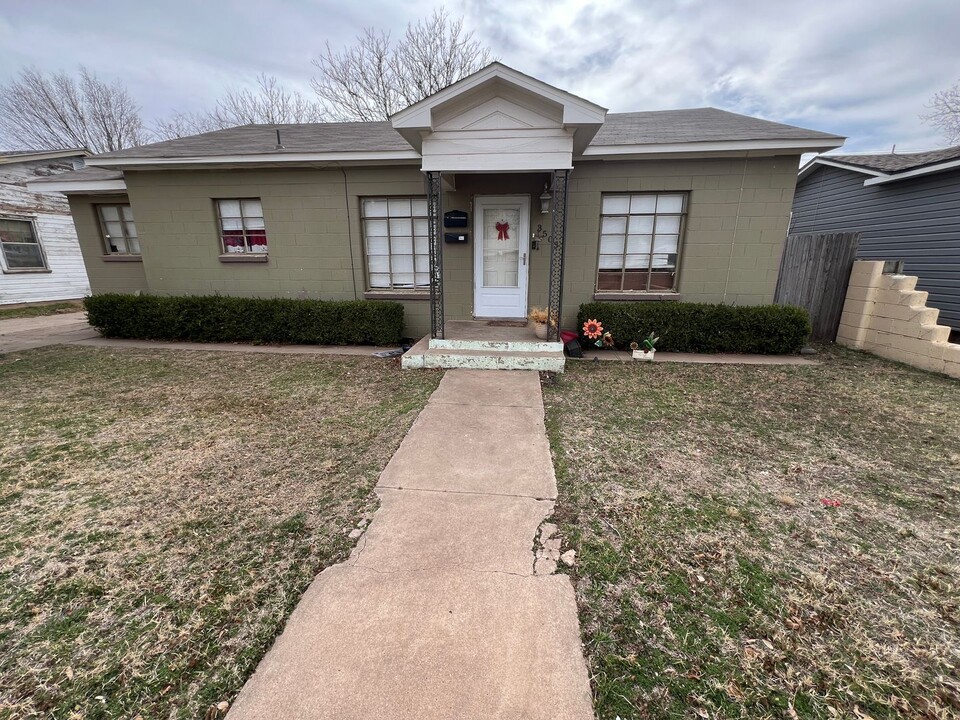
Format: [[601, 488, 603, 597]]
[[227, 370, 594, 720], [0, 312, 97, 353]]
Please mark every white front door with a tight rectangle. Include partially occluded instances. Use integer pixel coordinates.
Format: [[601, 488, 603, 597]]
[[473, 195, 529, 318]]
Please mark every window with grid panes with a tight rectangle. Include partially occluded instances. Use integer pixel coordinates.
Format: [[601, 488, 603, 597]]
[[361, 197, 429, 290], [216, 199, 267, 253], [0, 217, 46, 270], [597, 193, 686, 292], [97, 205, 140, 255]]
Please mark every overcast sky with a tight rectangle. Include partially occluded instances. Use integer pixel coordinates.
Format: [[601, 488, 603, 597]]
[[1, 0, 958, 154]]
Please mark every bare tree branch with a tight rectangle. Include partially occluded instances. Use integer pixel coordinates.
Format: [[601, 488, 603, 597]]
[[311, 9, 494, 121], [154, 74, 325, 139], [921, 79, 960, 145], [152, 111, 221, 141], [0, 66, 148, 152]]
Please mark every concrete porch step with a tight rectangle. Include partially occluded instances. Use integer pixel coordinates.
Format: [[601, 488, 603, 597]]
[[430, 338, 562, 353], [402, 338, 565, 372], [425, 348, 565, 371]]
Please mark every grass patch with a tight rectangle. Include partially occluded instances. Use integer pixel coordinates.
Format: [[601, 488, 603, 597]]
[[543, 345, 960, 719], [0, 302, 82, 320], [0, 345, 440, 719]]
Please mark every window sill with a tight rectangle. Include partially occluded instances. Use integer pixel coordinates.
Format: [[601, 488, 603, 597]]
[[593, 292, 682, 302], [219, 254, 269, 264], [363, 290, 430, 301], [2, 267, 51, 274], [102, 254, 143, 263]]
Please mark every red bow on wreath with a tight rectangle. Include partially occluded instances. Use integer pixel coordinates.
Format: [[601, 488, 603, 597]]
[[495, 221, 510, 240]]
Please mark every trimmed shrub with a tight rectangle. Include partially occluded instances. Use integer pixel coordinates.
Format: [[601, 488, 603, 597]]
[[577, 302, 811, 354], [84, 294, 405, 346]]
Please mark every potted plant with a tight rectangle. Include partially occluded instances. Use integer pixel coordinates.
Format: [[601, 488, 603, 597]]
[[529, 306, 550, 339], [630, 332, 659, 361]]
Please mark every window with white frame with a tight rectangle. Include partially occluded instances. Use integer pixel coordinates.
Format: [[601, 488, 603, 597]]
[[0, 217, 47, 271], [597, 193, 687, 292], [216, 199, 268, 254], [361, 197, 429, 290], [97, 205, 140, 255]]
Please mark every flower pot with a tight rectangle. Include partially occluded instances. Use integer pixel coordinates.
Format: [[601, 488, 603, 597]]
[[632, 349, 655, 361], [533, 321, 548, 339]]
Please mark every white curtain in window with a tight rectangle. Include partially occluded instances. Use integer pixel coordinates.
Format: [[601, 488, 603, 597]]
[[364, 199, 388, 217], [241, 199, 262, 217], [218, 200, 242, 218], [601, 195, 630, 214]]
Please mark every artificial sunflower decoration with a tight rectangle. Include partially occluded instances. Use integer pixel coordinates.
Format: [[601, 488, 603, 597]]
[[583, 318, 603, 339], [601, 331, 615, 348]]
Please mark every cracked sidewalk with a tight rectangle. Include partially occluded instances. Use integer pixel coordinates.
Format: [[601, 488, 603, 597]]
[[227, 369, 594, 720]]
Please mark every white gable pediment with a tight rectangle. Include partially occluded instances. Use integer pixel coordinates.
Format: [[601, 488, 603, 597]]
[[434, 83, 564, 132], [391, 62, 606, 170], [462, 110, 533, 131]]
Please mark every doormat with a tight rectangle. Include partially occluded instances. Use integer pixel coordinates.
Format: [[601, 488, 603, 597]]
[[486, 320, 527, 327]]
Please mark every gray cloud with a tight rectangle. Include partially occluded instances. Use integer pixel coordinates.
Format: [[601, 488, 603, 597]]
[[1, 0, 957, 153]]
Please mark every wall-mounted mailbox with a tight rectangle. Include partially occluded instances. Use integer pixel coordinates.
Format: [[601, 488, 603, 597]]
[[444, 232, 469, 244], [444, 210, 469, 228]]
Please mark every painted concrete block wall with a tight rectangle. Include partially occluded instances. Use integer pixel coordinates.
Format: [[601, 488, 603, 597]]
[[69, 155, 799, 337], [561, 156, 800, 327], [121, 166, 434, 336], [67, 194, 149, 295], [837, 260, 959, 378], [0, 159, 91, 304]]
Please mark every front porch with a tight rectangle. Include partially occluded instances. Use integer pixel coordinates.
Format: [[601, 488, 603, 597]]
[[401, 320, 565, 371], [386, 64, 606, 371]]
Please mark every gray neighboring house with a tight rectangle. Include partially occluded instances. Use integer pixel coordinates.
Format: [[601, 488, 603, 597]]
[[792, 146, 960, 331]]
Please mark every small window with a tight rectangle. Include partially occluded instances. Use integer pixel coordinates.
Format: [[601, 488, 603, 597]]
[[597, 193, 687, 292], [0, 217, 47, 271], [361, 197, 429, 290], [216, 199, 267, 254], [97, 205, 140, 255]]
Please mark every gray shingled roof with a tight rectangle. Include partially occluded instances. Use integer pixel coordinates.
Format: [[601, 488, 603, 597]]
[[593, 108, 842, 146], [824, 145, 960, 173], [94, 122, 411, 159], [88, 108, 841, 161]]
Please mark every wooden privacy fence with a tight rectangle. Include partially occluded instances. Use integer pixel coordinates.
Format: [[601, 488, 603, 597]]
[[774, 232, 861, 340]]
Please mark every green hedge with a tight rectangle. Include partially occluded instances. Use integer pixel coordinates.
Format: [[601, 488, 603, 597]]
[[84, 294, 405, 346], [577, 302, 810, 354]]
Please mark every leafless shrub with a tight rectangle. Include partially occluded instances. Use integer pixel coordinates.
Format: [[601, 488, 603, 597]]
[[0, 66, 148, 152], [311, 9, 494, 121]]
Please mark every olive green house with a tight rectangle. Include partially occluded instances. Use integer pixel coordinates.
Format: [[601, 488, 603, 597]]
[[31, 63, 842, 364]]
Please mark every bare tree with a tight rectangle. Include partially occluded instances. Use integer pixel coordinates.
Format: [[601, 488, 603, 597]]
[[312, 9, 494, 121], [0, 66, 148, 152], [922, 79, 960, 145], [154, 74, 325, 140], [152, 111, 220, 141]]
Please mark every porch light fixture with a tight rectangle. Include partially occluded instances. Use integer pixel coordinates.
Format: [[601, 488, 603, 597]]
[[539, 184, 551, 215]]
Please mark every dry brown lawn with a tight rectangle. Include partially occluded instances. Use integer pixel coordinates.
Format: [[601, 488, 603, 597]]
[[0, 302, 83, 320], [543, 346, 960, 719], [0, 345, 439, 719]]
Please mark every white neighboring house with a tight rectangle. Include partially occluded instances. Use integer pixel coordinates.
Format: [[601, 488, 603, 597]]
[[0, 149, 91, 305]]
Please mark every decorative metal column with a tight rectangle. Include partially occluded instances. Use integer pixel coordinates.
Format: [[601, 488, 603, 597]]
[[426, 171, 444, 339], [546, 169, 570, 342]]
